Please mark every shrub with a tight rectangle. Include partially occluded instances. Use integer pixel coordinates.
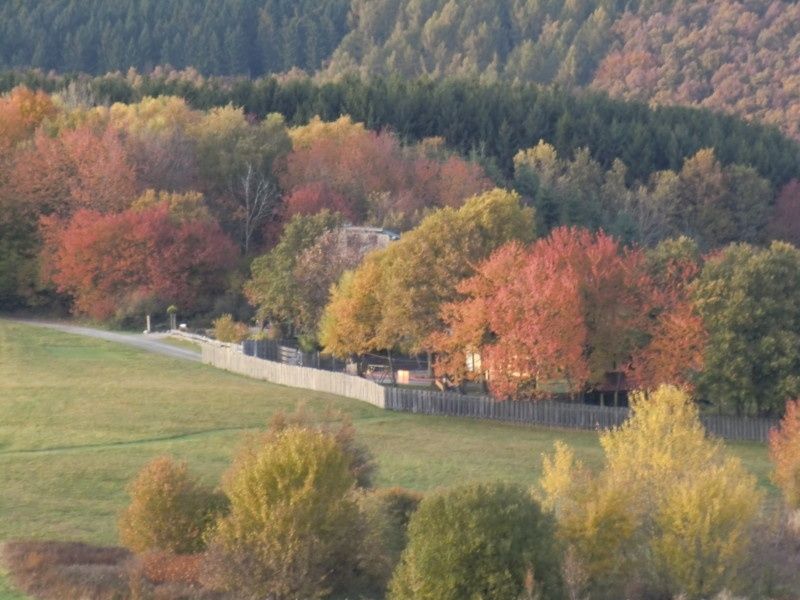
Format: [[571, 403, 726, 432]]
[[359, 487, 423, 591], [2, 541, 131, 600], [211, 313, 248, 343], [118, 456, 225, 555], [204, 426, 364, 600], [138, 551, 204, 587], [540, 385, 762, 599], [769, 398, 800, 509], [389, 482, 564, 600], [267, 406, 376, 488]]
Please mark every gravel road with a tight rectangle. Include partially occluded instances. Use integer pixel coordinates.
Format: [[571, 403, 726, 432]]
[[11, 320, 202, 362]]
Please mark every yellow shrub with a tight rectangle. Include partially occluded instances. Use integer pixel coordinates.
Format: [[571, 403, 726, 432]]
[[539, 386, 762, 599], [211, 313, 249, 343], [204, 427, 363, 600]]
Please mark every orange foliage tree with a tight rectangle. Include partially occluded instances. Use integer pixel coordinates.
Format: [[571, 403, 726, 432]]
[[0, 86, 57, 155], [630, 237, 706, 391], [769, 399, 800, 509], [12, 124, 138, 217], [281, 117, 491, 229], [431, 227, 657, 399]]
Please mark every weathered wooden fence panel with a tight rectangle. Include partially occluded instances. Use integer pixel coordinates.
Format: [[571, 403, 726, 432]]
[[203, 343, 777, 442], [384, 387, 630, 431]]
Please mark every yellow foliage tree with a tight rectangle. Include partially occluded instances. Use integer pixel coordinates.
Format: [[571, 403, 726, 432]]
[[288, 115, 367, 149], [319, 188, 536, 357], [319, 254, 386, 358], [539, 386, 762, 599], [205, 427, 362, 600], [131, 189, 211, 222]]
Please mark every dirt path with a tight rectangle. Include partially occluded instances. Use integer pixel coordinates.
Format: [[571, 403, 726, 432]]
[[9, 320, 202, 362]]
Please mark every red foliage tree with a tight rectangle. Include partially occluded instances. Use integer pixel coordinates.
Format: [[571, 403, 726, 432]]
[[43, 202, 236, 320], [61, 125, 137, 213], [10, 130, 75, 217], [284, 182, 358, 222], [629, 241, 706, 391]]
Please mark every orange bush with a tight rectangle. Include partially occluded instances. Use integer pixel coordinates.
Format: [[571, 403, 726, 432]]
[[140, 551, 204, 587], [118, 456, 226, 554]]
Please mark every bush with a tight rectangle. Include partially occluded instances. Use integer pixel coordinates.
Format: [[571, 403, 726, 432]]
[[2, 541, 131, 600], [359, 487, 423, 592], [211, 313, 249, 343], [118, 456, 226, 555], [389, 482, 564, 600], [204, 426, 364, 600], [540, 385, 762, 599], [267, 406, 376, 488]]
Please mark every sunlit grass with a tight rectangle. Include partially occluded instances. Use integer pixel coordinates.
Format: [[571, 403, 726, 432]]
[[0, 319, 773, 597]]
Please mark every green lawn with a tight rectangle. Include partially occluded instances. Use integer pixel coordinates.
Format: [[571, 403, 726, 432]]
[[0, 319, 774, 597], [159, 335, 203, 353]]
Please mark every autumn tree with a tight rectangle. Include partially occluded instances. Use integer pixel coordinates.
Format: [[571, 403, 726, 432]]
[[282, 116, 490, 229], [514, 142, 773, 247], [0, 86, 56, 156], [105, 95, 202, 193], [675, 149, 770, 249], [284, 181, 358, 223], [320, 189, 535, 359], [694, 241, 800, 416], [318, 253, 386, 361], [190, 106, 291, 251], [432, 227, 655, 399], [630, 236, 706, 390], [769, 399, 800, 510], [43, 200, 236, 321], [205, 427, 363, 600], [540, 385, 762, 599], [245, 211, 342, 331], [11, 124, 138, 216]]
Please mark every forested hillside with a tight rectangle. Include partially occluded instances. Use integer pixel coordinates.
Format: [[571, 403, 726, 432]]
[[2, 0, 799, 139]]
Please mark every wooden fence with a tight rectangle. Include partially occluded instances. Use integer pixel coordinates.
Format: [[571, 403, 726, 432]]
[[202, 344, 778, 442], [202, 344, 386, 408]]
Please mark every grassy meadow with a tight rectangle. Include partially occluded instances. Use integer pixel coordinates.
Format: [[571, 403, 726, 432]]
[[0, 319, 773, 598]]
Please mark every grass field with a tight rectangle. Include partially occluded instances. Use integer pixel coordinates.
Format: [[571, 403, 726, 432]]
[[160, 335, 203, 353], [0, 319, 773, 598]]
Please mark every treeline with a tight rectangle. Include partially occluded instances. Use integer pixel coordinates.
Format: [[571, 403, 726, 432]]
[[2, 70, 798, 187], [0, 87, 490, 312], [3, 84, 800, 416], [2, 0, 799, 140]]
